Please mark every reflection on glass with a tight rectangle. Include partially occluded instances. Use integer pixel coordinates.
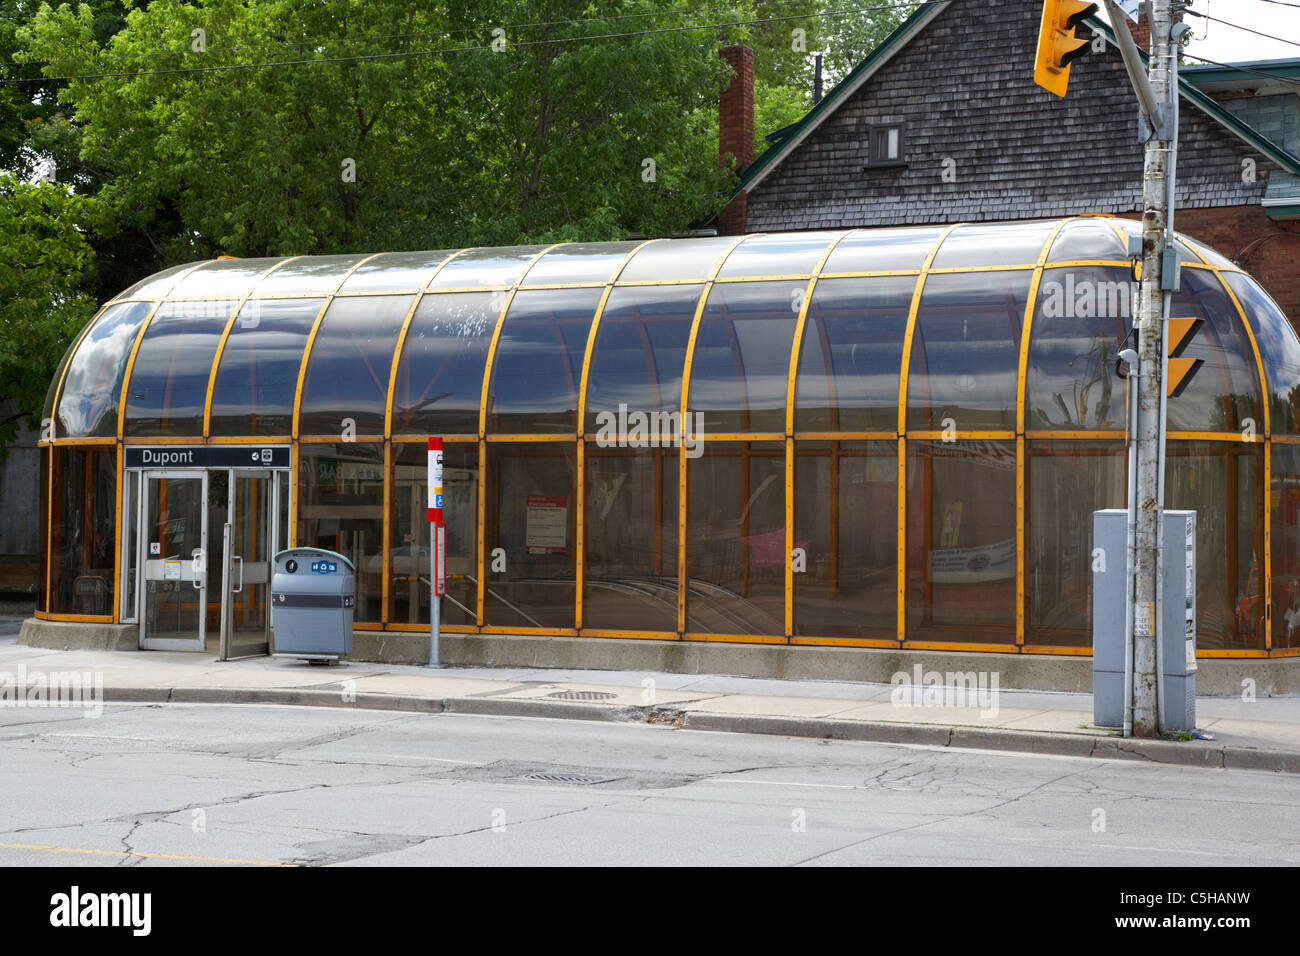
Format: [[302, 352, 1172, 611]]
[[523, 242, 640, 285], [1271, 445, 1300, 649], [168, 257, 284, 301], [1027, 441, 1125, 646], [299, 295, 413, 436], [124, 300, 236, 436], [821, 227, 944, 273], [1222, 272, 1300, 435], [906, 440, 1016, 643], [486, 288, 599, 434], [687, 441, 784, 634], [1166, 442, 1263, 650], [1166, 268, 1260, 433], [931, 221, 1055, 269], [690, 281, 803, 433], [296, 444, 385, 623], [209, 298, 324, 436], [485, 443, 576, 628], [431, 245, 546, 288], [57, 302, 152, 437], [795, 275, 914, 431], [390, 443, 478, 627], [618, 236, 738, 282], [49, 447, 116, 614], [717, 232, 841, 278], [1026, 266, 1130, 429], [114, 262, 200, 301], [584, 284, 702, 434], [906, 271, 1028, 431], [1046, 218, 1125, 261], [794, 441, 896, 639], [253, 254, 366, 297], [392, 292, 498, 435], [584, 447, 678, 632], [1182, 236, 1237, 270], [339, 251, 454, 293]]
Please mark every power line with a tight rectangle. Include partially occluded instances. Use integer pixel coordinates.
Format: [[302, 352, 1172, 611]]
[[1181, 51, 1300, 89], [4, 0, 928, 74], [1185, 8, 1300, 51]]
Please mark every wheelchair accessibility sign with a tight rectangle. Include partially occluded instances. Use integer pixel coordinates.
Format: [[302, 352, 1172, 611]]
[[311, 560, 338, 574]]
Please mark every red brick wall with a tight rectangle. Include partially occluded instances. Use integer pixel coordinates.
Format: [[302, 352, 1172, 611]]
[[1121, 206, 1300, 327], [718, 45, 753, 236]]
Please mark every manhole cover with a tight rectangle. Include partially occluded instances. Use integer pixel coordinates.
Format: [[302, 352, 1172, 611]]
[[545, 690, 618, 701], [522, 771, 620, 785]]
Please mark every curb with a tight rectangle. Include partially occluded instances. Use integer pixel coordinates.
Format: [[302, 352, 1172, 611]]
[[92, 685, 1300, 774]]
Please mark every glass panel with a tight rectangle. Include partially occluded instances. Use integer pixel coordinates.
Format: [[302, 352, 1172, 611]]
[[686, 441, 784, 634], [209, 298, 325, 436], [690, 281, 803, 434], [821, 227, 944, 274], [122, 471, 139, 622], [1112, 218, 1199, 263], [231, 474, 271, 653], [124, 300, 234, 436], [584, 284, 702, 434], [1025, 266, 1132, 429], [905, 440, 1016, 643], [114, 262, 200, 301], [253, 254, 366, 297], [793, 441, 896, 639], [38, 446, 48, 613], [1222, 272, 1300, 435], [430, 245, 545, 289], [298, 295, 413, 437], [794, 275, 914, 432], [484, 443, 576, 628], [522, 242, 640, 285], [338, 250, 455, 293], [1047, 218, 1126, 261], [906, 271, 1029, 431], [56, 301, 153, 437], [617, 236, 738, 282], [584, 446, 678, 632], [206, 469, 228, 639], [389, 443, 477, 627], [296, 444, 384, 623], [1026, 441, 1126, 646], [1166, 441, 1263, 650], [167, 257, 284, 301], [392, 292, 498, 436], [716, 232, 841, 278], [1181, 235, 1237, 270], [1271, 445, 1300, 650], [930, 221, 1056, 269], [1166, 268, 1261, 433], [486, 288, 599, 434], [45, 308, 103, 427], [49, 447, 116, 614], [141, 475, 204, 641]]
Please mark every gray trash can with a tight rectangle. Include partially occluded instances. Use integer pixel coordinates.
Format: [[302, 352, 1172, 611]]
[[271, 548, 355, 660]]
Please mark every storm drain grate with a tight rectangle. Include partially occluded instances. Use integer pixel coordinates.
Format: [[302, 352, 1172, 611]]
[[545, 690, 618, 701], [523, 771, 620, 785]]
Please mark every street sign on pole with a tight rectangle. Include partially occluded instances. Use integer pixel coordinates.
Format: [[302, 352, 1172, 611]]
[[428, 437, 444, 668]]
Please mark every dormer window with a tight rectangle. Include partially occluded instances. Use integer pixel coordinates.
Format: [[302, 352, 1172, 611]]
[[867, 123, 906, 166]]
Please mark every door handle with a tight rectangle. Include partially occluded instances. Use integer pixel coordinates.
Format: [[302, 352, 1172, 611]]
[[233, 556, 244, 594], [191, 548, 204, 590]]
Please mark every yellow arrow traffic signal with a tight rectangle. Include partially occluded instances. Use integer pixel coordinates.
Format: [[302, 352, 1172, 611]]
[[1034, 0, 1100, 97], [1166, 316, 1203, 398]]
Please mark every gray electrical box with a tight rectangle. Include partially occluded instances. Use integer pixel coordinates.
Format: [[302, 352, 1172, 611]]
[[271, 548, 355, 660], [1092, 510, 1197, 732]]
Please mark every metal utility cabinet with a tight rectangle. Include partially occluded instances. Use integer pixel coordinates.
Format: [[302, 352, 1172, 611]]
[[271, 548, 355, 660]]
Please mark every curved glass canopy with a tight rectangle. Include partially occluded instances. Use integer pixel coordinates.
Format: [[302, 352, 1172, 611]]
[[39, 217, 1300, 655]]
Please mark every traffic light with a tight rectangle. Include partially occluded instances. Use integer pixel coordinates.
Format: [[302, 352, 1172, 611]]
[[1034, 0, 1101, 97], [1166, 317, 1203, 398]]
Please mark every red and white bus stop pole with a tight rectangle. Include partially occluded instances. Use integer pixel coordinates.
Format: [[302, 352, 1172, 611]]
[[427, 437, 446, 668]]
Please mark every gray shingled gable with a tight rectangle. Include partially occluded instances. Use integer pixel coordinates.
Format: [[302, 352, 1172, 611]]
[[745, 0, 1279, 231]]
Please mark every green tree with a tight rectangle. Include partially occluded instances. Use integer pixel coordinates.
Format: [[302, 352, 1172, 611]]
[[0, 175, 97, 454]]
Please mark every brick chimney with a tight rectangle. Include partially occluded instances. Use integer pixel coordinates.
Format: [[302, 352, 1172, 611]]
[[1129, 5, 1185, 51], [718, 44, 754, 236]]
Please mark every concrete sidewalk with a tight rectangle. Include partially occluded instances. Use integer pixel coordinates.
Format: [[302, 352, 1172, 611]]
[[3, 617, 1300, 773]]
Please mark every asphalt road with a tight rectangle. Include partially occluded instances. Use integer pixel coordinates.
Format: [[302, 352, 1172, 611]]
[[0, 702, 1296, 866]]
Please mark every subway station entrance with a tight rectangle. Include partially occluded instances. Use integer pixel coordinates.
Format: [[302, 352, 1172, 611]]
[[122, 447, 290, 657]]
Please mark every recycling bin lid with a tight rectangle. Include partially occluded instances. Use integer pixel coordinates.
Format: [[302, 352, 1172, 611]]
[[274, 547, 355, 573]]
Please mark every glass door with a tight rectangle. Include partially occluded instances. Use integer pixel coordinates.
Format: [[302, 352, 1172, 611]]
[[139, 471, 208, 650], [220, 470, 273, 659]]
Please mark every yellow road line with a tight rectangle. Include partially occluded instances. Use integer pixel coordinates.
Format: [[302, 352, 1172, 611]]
[[0, 841, 295, 867]]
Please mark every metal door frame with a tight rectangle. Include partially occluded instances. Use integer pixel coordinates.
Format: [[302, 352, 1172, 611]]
[[138, 469, 209, 651], [219, 469, 275, 660]]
